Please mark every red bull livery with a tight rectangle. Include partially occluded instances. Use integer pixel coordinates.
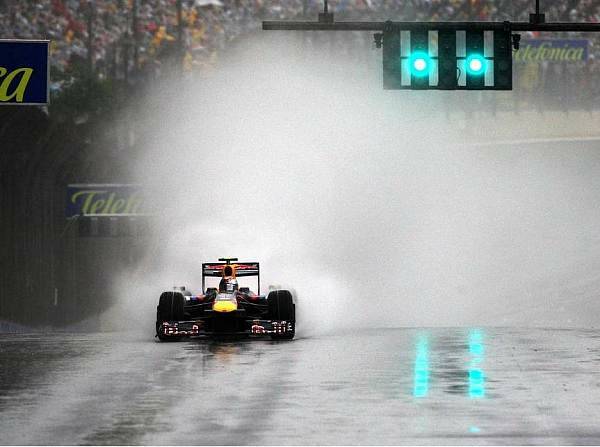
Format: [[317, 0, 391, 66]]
[[155, 258, 295, 340]]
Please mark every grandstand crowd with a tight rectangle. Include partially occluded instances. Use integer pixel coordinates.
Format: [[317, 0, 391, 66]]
[[0, 0, 598, 106]]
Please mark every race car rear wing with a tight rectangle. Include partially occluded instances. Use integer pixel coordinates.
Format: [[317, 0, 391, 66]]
[[202, 261, 260, 294]]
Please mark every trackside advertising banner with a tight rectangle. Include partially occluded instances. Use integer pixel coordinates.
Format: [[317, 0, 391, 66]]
[[0, 40, 49, 105], [514, 39, 589, 64], [66, 184, 145, 217]]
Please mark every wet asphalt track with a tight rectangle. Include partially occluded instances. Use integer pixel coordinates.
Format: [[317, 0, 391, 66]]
[[2, 328, 600, 445]]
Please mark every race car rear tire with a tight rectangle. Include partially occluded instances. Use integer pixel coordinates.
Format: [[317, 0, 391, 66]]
[[156, 291, 185, 341], [267, 290, 295, 340]]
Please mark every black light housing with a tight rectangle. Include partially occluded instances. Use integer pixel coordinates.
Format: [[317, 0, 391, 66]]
[[383, 28, 512, 90]]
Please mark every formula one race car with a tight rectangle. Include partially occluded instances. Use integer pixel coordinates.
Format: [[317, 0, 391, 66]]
[[155, 258, 295, 341]]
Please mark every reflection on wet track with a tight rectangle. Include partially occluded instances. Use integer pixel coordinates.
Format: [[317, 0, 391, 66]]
[[468, 330, 485, 399], [413, 335, 429, 398], [2, 328, 600, 445]]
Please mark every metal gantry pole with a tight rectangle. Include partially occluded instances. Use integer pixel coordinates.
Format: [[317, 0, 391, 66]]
[[263, 20, 600, 32], [263, 0, 600, 33]]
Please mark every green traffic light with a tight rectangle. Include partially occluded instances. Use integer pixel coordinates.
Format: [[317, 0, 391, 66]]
[[466, 54, 487, 75], [408, 52, 432, 77]]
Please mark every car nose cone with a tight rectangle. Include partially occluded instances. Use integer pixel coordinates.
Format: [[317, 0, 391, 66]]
[[213, 300, 237, 313]]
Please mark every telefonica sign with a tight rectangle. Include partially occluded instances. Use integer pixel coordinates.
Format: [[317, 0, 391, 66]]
[[66, 184, 145, 217], [0, 39, 49, 105], [514, 39, 588, 64]]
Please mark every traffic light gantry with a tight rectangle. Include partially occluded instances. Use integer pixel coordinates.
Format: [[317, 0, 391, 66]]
[[381, 27, 512, 90], [262, 0, 600, 91]]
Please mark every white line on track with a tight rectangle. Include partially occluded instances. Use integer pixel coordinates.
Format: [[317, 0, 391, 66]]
[[469, 135, 600, 147]]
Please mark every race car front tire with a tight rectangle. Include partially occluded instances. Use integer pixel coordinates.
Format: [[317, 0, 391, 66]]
[[156, 291, 185, 341], [267, 290, 295, 340]]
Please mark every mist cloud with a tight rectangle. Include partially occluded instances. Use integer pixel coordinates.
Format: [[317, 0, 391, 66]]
[[107, 32, 600, 335]]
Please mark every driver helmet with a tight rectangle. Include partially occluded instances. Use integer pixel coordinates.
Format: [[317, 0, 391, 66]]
[[220, 265, 239, 292], [224, 278, 238, 292]]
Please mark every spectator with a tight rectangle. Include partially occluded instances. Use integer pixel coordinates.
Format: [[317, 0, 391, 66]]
[[0, 0, 598, 110]]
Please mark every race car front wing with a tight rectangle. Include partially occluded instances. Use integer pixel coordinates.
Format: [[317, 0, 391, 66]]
[[158, 318, 294, 338]]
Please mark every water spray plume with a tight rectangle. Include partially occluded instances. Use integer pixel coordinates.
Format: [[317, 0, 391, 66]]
[[107, 33, 600, 335]]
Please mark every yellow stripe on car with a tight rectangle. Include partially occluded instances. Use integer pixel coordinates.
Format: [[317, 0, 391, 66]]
[[213, 300, 237, 313]]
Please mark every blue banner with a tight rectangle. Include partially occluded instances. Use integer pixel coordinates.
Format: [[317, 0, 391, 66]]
[[0, 39, 49, 105], [66, 184, 145, 218], [514, 39, 588, 64]]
